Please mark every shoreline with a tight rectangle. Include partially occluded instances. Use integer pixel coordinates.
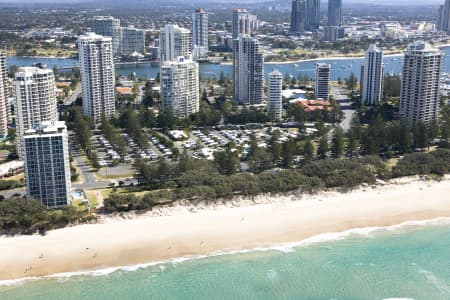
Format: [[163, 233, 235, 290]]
[[209, 52, 405, 66], [2, 216, 450, 287], [263, 52, 405, 65], [6, 44, 450, 65], [0, 176, 450, 281]]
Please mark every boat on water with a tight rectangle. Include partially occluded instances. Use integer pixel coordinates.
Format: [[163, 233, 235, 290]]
[[207, 57, 223, 64]]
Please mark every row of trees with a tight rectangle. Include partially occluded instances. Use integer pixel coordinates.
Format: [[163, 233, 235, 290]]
[[105, 149, 450, 213], [64, 106, 99, 166], [0, 198, 96, 235]]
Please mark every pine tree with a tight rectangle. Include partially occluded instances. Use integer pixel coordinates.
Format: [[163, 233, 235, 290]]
[[398, 120, 412, 154], [332, 127, 345, 158], [318, 135, 329, 159], [303, 138, 314, 162], [414, 121, 428, 150]]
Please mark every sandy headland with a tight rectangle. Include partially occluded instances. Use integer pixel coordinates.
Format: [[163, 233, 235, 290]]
[[1, 176, 450, 281]]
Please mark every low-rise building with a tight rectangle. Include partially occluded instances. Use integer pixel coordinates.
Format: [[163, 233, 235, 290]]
[[294, 99, 334, 113]]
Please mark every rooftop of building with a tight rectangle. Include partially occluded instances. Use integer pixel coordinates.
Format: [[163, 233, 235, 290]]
[[294, 99, 334, 113], [367, 44, 382, 52], [407, 41, 441, 54], [78, 32, 112, 42], [316, 63, 331, 68], [15, 66, 53, 78], [160, 24, 191, 33], [161, 56, 197, 66], [116, 87, 133, 95], [24, 121, 67, 136], [94, 16, 119, 21]]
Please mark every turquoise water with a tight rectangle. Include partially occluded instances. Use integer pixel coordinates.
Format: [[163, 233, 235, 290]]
[[7, 46, 450, 81], [2, 220, 450, 300]]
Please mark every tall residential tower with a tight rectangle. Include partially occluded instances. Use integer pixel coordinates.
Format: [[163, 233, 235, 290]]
[[233, 36, 264, 105], [24, 121, 71, 208], [159, 24, 192, 62], [440, 0, 450, 33], [93, 16, 121, 56], [160, 57, 199, 118], [400, 41, 442, 124], [78, 33, 116, 124], [0, 52, 8, 137], [305, 0, 320, 32], [13, 67, 57, 159], [290, 0, 306, 34], [361, 44, 384, 105], [328, 0, 342, 27], [232, 9, 251, 39], [120, 26, 145, 56], [192, 9, 209, 59], [267, 70, 283, 121], [315, 63, 331, 100]]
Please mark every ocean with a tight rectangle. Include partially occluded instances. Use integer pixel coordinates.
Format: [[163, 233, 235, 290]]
[[1, 219, 450, 300]]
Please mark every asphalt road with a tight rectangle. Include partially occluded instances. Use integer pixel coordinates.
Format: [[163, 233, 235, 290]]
[[69, 135, 111, 189], [331, 86, 355, 132], [65, 84, 81, 106]]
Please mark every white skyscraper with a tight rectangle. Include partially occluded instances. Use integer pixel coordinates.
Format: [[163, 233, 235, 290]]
[[315, 63, 331, 100], [13, 67, 57, 159], [93, 16, 121, 56], [78, 33, 116, 124], [120, 26, 145, 56], [0, 52, 8, 137], [267, 70, 283, 121], [232, 9, 251, 39], [161, 57, 199, 118], [159, 24, 192, 62], [400, 41, 442, 124], [192, 9, 209, 59], [233, 36, 264, 105], [361, 44, 384, 105], [23, 121, 71, 208]]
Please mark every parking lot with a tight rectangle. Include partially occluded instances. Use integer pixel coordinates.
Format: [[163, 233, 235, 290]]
[[87, 126, 302, 170], [175, 127, 299, 160]]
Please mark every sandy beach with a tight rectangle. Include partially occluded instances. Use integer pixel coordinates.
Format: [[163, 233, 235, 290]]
[[1, 176, 450, 281]]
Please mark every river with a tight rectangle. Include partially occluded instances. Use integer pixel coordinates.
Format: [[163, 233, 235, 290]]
[[6, 46, 450, 81]]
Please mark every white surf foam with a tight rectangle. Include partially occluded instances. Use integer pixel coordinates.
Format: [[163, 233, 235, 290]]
[[1, 217, 450, 287]]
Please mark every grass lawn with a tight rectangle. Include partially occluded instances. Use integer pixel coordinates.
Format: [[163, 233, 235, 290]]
[[94, 171, 135, 181], [16, 48, 77, 58], [72, 199, 89, 213], [83, 190, 101, 210]]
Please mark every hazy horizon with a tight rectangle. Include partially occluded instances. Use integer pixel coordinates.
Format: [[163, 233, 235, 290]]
[[0, 0, 443, 5]]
